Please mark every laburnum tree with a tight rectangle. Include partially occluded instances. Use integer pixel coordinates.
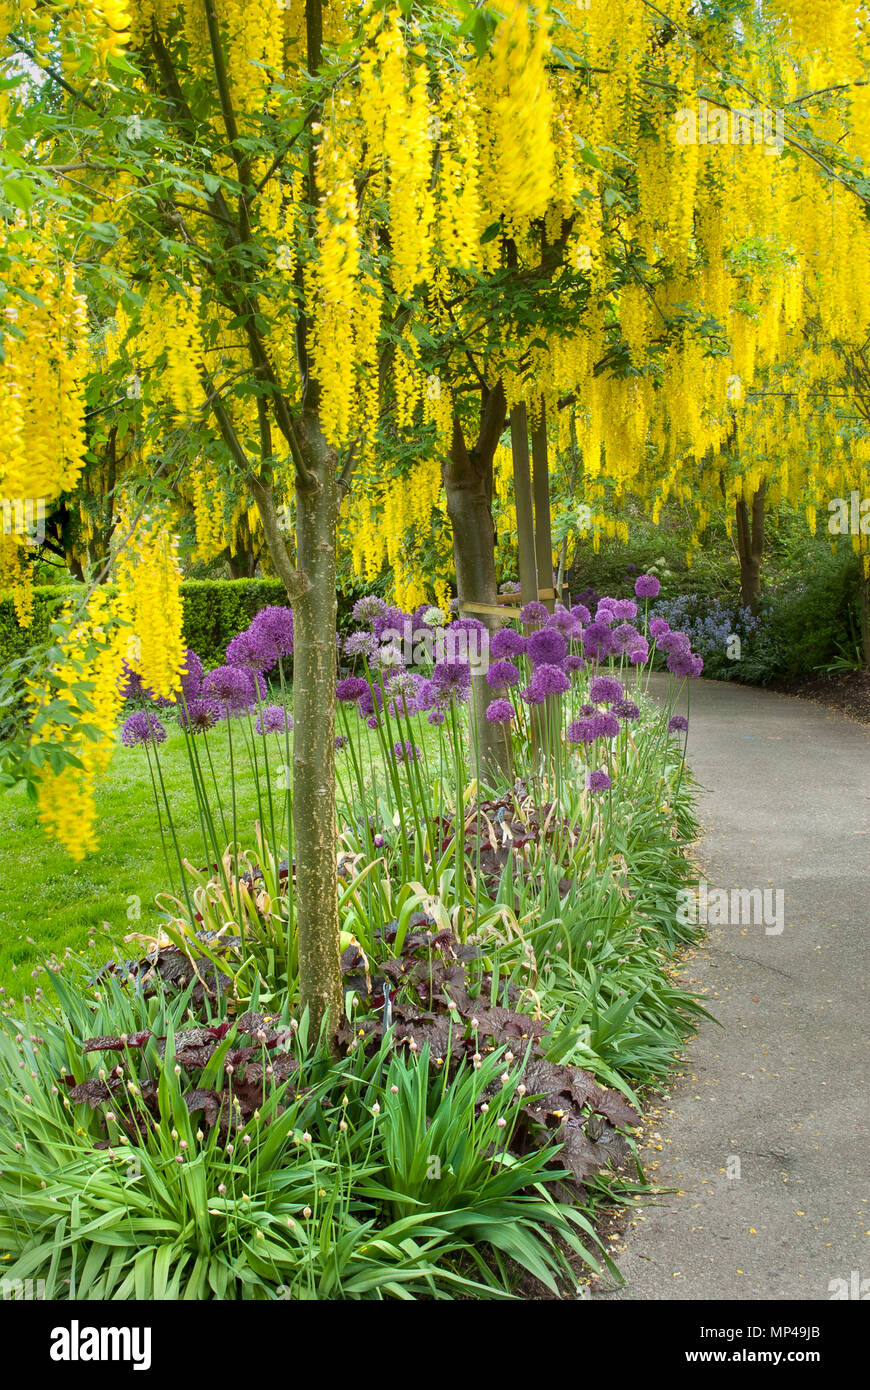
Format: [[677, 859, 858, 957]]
[[4, 0, 870, 1039]]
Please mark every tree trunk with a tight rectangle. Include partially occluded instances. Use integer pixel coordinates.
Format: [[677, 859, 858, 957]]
[[291, 411, 343, 1041], [531, 404, 554, 611], [510, 402, 538, 607], [735, 481, 766, 613], [444, 384, 512, 781]]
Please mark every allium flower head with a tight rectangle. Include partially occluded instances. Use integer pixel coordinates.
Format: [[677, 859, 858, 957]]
[[586, 769, 612, 792], [567, 718, 597, 745], [352, 594, 388, 623], [334, 735, 349, 751], [582, 622, 617, 661], [248, 606, 294, 668], [668, 715, 689, 734], [612, 700, 640, 721], [392, 740, 422, 763], [178, 699, 216, 734], [520, 600, 548, 627], [589, 676, 624, 705], [255, 705, 293, 736], [612, 599, 638, 621], [372, 607, 408, 641], [486, 698, 514, 724], [485, 659, 521, 689], [344, 631, 378, 662], [649, 617, 670, 639], [612, 622, 642, 655], [628, 638, 650, 664], [490, 628, 527, 659], [121, 711, 167, 747], [527, 627, 567, 667], [527, 663, 570, 699], [431, 660, 472, 702], [547, 607, 582, 638], [202, 665, 256, 717], [659, 630, 691, 656], [336, 676, 369, 702], [570, 603, 592, 625], [565, 655, 587, 675], [635, 574, 661, 599], [593, 711, 620, 739]]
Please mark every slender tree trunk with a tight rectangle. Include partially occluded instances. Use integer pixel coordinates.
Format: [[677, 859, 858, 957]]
[[444, 385, 512, 781], [510, 403, 538, 607], [735, 481, 766, 613], [531, 404, 554, 611], [291, 412, 342, 1040]]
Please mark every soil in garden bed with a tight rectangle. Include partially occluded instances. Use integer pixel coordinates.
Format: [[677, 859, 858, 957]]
[[764, 667, 870, 724]]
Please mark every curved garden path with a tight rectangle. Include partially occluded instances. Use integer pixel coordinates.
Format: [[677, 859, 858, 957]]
[[595, 674, 870, 1301]]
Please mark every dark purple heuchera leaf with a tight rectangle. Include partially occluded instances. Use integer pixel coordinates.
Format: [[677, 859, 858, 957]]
[[82, 1031, 151, 1053]]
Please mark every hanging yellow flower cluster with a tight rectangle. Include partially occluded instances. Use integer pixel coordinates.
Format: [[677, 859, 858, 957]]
[[114, 509, 186, 701], [307, 122, 360, 444], [30, 587, 130, 860], [475, 0, 554, 228]]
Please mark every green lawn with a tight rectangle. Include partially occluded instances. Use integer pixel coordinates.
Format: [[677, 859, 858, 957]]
[[0, 707, 452, 996], [0, 721, 279, 995]]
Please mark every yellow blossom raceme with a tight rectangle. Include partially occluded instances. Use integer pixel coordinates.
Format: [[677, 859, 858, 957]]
[[29, 587, 130, 859], [477, 0, 554, 225], [115, 511, 186, 701], [307, 121, 360, 444]]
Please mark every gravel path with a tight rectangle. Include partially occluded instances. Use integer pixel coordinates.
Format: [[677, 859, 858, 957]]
[[595, 674, 870, 1301]]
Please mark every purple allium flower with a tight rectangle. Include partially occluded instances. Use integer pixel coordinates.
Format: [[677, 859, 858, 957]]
[[582, 622, 617, 661], [565, 654, 587, 675], [628, 639, 650, 664], [485, 659, 521, 688], [118, 661, 144, 701], [528, 663, 570, 698], [431, 660, 472, 702], [373, 833, 386, 847], [490, 628, 528, 659], [427, 709, 446, 725], [372, 607, 408, 641], [578, 703, 596, 717], [520, 600, 549, 626], [357, 684, 384, 718], [248, 606, 294, 668], [334, 735, 349, 751], [593, 711, 620, 739], [612, 699, 640, 721], [366, 715, 380, 728], [225, 629, 262, 670], [255, 705, 293, 736], [586, 769, 612, 792], [659, 630, 691, 656], [386, 670, 421, 700], [202, 665, 256, 717], [336, 676, 370, 702], [486, 698, 514, 723], [668, 652, 704, 678], [121, 711, 167, 747], [499, 581, 522, 595], [392, 739, 422, 763], [352, 594, 388, 623], [567, 718, 598, 745], [570, 603, 592, 625], [178, 699, 216, 734], [589, 676, 624, 705], [180, 650, 203, 702], [520, 681, 547, 706], [344, 631, 379, 661], [649, 617, 670, 639], [527, 627, 568, 667], [668, 714, 689, 733], [612, 599, 638, 621], [612, 622, 642, 655], [596, 597, 617, 614], [635, 574, 661, 599], [547, 607, 582, 638]]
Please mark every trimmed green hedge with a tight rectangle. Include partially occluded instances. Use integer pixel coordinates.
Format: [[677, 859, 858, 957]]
[[0, 579, 371, 672]]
